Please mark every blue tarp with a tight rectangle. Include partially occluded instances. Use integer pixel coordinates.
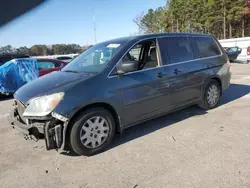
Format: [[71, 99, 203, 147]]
[[0, 58, 39, 94]]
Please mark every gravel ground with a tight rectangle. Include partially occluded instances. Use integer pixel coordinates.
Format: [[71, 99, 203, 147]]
[[1, 63, 250, 188]]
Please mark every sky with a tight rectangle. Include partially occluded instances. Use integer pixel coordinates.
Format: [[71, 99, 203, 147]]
[[0, 0, 165, 48]]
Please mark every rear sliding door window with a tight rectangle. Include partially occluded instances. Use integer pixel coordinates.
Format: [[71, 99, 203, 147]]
[[190, 37, 221, 59], [158, 37, 194, 65]]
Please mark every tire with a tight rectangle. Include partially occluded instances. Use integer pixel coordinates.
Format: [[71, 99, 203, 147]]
[[69, 107, 115, 156], [199, 80, 221, 110]]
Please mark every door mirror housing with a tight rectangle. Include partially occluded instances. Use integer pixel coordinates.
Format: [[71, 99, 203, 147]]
[[103, 51, 111, 57], [116, 60, 138, 75]]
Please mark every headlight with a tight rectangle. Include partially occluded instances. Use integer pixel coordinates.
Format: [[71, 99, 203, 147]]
[[23, 92, 64, 117]]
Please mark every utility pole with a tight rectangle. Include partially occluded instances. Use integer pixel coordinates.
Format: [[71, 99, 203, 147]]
[[242, 17, 245, 37], [93, 10, 97, 44]]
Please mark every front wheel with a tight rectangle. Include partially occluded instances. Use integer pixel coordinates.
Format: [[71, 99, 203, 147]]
[[69, 108, 115, 156], [199, 80, 221, 110]]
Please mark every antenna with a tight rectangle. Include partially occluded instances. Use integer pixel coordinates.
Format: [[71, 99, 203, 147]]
[[93, 10, 97, 44]]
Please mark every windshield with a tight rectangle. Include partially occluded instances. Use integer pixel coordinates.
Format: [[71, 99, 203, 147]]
[[226, 47, 240, 53], [62, 41, 125, 73]]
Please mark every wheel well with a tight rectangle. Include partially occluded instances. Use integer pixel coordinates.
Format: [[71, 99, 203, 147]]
[[62, 102, 121, 150], [211, 77, 222, 95], [68, 102, 121, 133]]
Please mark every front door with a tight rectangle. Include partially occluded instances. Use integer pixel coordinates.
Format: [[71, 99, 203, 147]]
[[109, 39, 172, 126], [119, 67, 172, 125]]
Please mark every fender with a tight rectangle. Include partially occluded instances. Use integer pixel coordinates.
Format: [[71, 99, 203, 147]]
[[60, 102, 123, 150]]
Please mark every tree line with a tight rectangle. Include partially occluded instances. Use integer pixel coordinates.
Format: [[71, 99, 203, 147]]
[[0, 44, 92, 56], [134, 0, 250, 39]]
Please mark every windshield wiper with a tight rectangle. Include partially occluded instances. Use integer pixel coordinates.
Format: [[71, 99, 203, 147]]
[[81, 71, 98, 75], [63, 70, 98, 75], [63, 70, 80, 73]]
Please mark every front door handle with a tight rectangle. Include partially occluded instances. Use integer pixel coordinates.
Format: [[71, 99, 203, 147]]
[[157, 72, 163, 78], [174, 69, 183, 74]]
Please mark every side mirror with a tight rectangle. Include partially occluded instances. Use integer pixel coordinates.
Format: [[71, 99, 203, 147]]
[[104, 51, 111, 57], [116, 60, 137, 75]]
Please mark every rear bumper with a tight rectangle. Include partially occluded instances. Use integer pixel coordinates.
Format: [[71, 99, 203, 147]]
[[220, 63, 231, 92], [222, 71, 231, 91]]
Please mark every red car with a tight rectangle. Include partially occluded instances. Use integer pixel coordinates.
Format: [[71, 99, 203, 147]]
[[37, 58, 67, 77]]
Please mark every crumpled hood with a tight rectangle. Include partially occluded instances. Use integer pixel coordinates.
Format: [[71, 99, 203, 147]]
[[14, 71, 92, 104]]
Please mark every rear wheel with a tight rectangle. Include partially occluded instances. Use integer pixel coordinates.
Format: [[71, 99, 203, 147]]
[[69, 108, 115, 156], [199, 80, 221, 110]]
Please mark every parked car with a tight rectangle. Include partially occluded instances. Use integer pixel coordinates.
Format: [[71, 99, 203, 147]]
[[219, 37, 250, 62], [9, 33, 231, 156], [224, 46, 242, 62], [0, 58, 66, 95], [37, 58, 67, 77], [0, 54, 29, 66], [247, 46, 250, 63], [0, 58, 38, 95]]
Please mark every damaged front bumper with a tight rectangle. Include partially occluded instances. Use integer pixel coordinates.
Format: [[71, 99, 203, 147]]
[[8, 106, 69, 151]]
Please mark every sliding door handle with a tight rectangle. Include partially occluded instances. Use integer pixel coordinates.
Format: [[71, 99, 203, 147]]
[[174, 69, 183, 74]]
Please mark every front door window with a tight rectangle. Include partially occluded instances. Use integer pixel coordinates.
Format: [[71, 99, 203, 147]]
[[116, 40, 159, 76]]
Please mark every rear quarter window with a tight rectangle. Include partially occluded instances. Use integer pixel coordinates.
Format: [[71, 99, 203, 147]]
[[190, 37, 221, 59]]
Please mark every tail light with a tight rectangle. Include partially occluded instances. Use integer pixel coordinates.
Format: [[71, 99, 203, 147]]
[[247, 46, 250, 55], [226, 55, 231, 69]]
